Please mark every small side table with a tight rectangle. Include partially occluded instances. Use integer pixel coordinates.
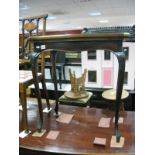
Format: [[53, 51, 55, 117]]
[[102, 89, 129, 111], [59, 92, 93, 107]]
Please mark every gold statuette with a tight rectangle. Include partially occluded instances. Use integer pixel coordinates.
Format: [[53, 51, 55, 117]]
[[64, 69, 89, 99]]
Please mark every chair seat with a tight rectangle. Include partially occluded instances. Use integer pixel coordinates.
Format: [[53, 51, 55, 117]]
[[102, 89, 129, 101], [19, 70, 42, 83]]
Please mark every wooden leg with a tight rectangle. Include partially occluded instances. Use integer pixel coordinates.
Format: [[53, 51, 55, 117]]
[[20, 85, 29, 133], [62, 65, 66, 81], [31, 52, 43, 132], [113, 51, 126, 142], [58, 67, 62, 89], [49, 67, 53, 82], [41, 78, 50, 110], [50, 51, 59, 116]]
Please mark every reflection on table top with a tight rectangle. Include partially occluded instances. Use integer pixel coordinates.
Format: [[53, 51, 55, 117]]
[[20, 104, 134, 155]]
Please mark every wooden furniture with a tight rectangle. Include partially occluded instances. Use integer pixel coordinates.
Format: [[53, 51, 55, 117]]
[[102, 89, 129, 111], [45, 51, 66, 89], [19, 104, 135, 155], [19, 51, 51, 133], [82, 26, 135, 42], [19, 14, 48, 58], [26, 32, 130, 141], [19, 14, 51, 133]]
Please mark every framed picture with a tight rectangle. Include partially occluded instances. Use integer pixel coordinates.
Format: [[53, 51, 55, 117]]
[[103, 68, 113, 86], [87, 50, 96, 60], [104, 50, 111, 60], [65, 52, 81, 63], [88, 70, 97, 82]]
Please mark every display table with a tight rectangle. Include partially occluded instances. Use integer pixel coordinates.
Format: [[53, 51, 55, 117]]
[[19, 104, 135, 155]]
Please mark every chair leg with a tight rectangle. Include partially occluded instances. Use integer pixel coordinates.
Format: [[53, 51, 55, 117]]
[[31, 57, 43, 132], [49, 67, 53, 81], [50, 51, 59, 116], [41, 78, 50, 110], [37, 97, 43, 132], [62, 65, 66, 81], [20, 87, 29, 133], [58, 67, 62, 89], [50, 66, 62, 89]]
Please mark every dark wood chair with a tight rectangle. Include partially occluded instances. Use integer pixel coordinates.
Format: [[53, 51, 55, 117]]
[[19, 14, 51, 135], [45, 51, 66, 89], [19, 14, 48, 59]]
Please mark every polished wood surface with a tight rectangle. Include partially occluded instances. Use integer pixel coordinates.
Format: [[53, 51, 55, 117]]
[[20, 104, 134, 155], [26, 33, 130, 52]]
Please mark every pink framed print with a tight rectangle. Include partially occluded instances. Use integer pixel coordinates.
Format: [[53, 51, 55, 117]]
[[103, 68, 113, 86]]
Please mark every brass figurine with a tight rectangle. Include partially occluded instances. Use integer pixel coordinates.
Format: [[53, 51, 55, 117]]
[[64, 69, 89, 99]]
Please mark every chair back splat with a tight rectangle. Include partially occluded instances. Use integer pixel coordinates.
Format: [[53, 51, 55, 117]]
[[19, 14, 48, 58]]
